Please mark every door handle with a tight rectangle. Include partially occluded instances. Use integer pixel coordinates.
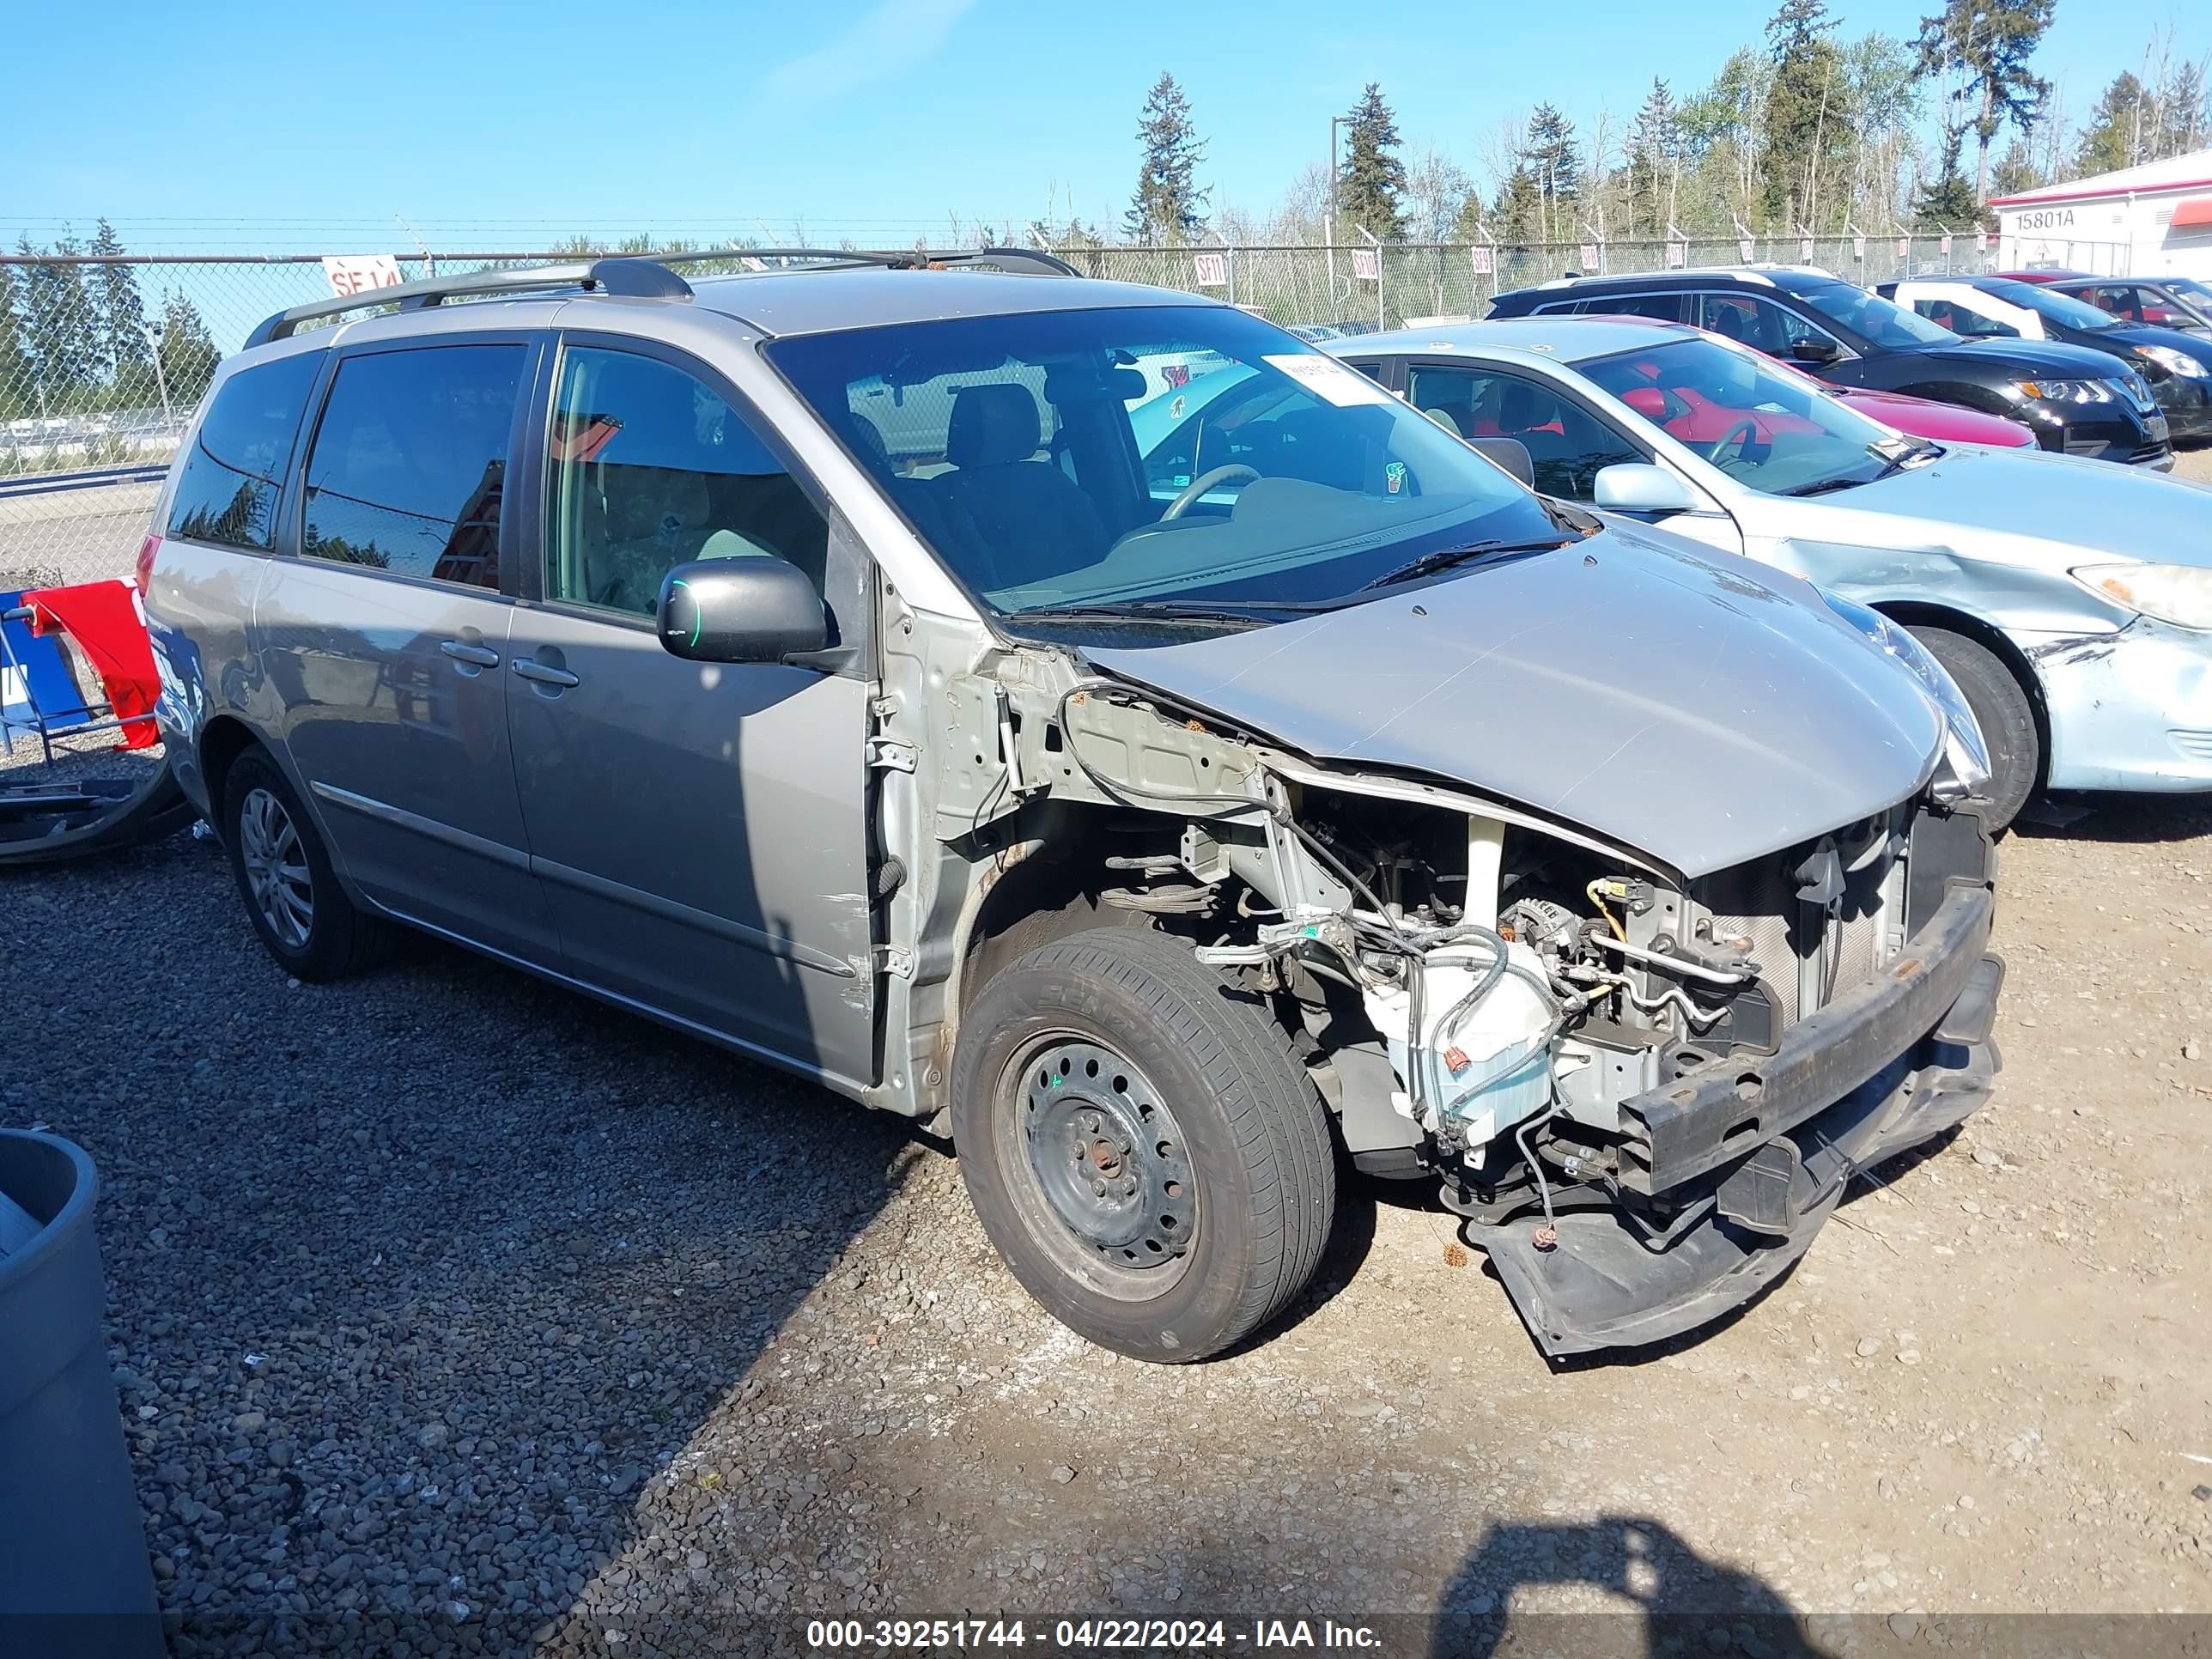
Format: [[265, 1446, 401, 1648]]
[[440, 640, 501, 668], [512, 659, 581, 689]]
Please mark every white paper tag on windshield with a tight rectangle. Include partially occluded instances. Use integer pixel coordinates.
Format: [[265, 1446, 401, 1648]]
[[1263, 354, 1396, 407]]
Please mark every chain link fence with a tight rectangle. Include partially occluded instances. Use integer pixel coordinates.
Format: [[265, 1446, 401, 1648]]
[[1071, 232, 2035, 330], [0, 234, 2065, 586]]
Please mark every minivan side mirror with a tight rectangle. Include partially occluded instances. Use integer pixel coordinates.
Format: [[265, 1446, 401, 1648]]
[[1593, 463, 1703, 516], [655, 556, 828, 664], [1787, 338, 1843, 366]]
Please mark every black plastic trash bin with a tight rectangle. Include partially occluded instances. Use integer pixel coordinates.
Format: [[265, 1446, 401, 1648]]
[[0, 1129, 166, 1658]]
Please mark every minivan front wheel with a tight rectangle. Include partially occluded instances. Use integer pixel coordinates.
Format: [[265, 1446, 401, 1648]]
[[222, 750, 387, 981], [951, 927, 1336, 1362]]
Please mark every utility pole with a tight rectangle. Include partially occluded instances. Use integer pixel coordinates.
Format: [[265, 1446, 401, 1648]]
[[1327, 115, 1345, 309]]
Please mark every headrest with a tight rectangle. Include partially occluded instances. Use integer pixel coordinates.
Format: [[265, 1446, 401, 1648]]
[[948, 384, 1045, 468], [848, 414, 891, 467], [1498, 380, 1554, 431], [605, 466, 711, 543]]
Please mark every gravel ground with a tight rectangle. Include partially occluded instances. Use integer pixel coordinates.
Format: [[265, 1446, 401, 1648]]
[[5, 466, 2210, 1657]]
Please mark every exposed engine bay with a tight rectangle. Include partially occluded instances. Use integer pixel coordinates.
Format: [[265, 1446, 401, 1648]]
[[885, 631, 2002, 1356]]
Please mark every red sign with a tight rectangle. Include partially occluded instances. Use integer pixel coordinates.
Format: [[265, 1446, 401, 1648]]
[[320, 254, 404, 297]]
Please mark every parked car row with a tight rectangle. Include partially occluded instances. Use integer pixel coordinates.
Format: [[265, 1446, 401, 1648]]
[[1874, 275, 2212, 445], [143, 251, 2197, 1370], [1486, 264, 2176, 467]]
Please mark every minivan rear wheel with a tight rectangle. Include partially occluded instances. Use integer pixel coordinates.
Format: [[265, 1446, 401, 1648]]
[[222, 750, 388, 981], [1905, 626, 2039, 834], [951, 927, 1336, 1362]]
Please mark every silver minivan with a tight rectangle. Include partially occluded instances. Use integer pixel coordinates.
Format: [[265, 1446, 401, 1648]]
[[147, 254, 2003, 1362]]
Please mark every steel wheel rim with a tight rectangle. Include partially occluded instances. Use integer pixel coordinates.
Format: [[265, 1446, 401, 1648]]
[[238, 787, 313, 950], [996, 1034, 1199, 1301]]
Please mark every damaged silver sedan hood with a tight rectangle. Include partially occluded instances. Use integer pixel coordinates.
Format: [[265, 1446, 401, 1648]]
[[1085, 524, 1942, 878]]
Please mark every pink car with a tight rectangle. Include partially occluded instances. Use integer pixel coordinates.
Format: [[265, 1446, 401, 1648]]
[[1826, 386, 2037, 448]]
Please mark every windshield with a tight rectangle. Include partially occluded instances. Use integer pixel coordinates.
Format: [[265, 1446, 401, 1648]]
[[1983, 278, 2123, 331], [1581, 334, 1922, 497], [2167, 276, 2212, 305], [767, 305, 1559, 622], [1792, 281, 1957, 348]]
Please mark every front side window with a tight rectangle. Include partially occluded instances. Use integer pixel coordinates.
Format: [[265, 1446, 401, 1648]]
[[1403, 364, 1639, 501], [545, 346, 829, 617], [767, 306, 1557, 621], [1790, 281, 1955, 349], [301, 344, 523, 587], [1579, 335, 1917, 498], [1985, 278, 2124, 332], [167, 351, 324, 552], [2087, 285, 2144, 322]]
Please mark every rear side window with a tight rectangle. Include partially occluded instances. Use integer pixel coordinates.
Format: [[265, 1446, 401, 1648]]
[[301, 344, 524, 589], [166, 352, 323, 552], [1575, 294, 1686, 322]]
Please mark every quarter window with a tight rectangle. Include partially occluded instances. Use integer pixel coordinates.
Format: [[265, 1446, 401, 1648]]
[[166, 352, 323, 552], [1402, 364, 1638, 502], [1574, 294, 1686, 322], [1905, 295, 2017, 339], [301, 345, 523, 588], [545, 346, 830, 618]]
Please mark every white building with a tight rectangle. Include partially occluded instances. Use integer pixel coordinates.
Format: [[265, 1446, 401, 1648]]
[[1990, 148, 2212, 278]]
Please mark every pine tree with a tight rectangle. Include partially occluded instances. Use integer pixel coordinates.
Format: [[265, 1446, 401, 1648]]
[[88, 220, 152, 402], [2073, 72, 2148, 175], [17, 234, 102, 412], [1522, 105, 1582, 241], [1914, 0, 2055, 205], [1124, 73, 1209, 243], [1627, 79, 1682, 237], [1915, 131, 1982, 227], [156, 291, 220, 409], [1337, 83, 1409, 241], [1492, 141, 1544, 245], [2158, 58, 2210, 157], [1761, 0, 1849, 227]]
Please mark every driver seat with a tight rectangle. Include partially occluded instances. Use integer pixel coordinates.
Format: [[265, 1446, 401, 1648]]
[[1497, 381, 1576, 486], [930, 384, 1111, 592]]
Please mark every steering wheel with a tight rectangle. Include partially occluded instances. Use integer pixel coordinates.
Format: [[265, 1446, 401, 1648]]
[[1161, 464, 1261, 520], [1709, 419, 1761, 471]]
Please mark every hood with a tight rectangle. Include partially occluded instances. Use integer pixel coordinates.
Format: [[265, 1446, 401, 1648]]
[[1083, 525, 1942, 880], [1819, 442, 2212, 560], [1832, 386, 2034, 447], [1914, 337, 2144, 379], [2062, 321, 2212, 363]]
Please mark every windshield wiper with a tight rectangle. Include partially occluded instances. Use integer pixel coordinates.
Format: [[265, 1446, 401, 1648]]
[[1004, 598, 1336, 629], [1358, 536, 1577, 592], [1788, 438, 1936, 497]]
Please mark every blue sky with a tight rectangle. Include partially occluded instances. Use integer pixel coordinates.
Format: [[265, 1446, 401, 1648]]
[[5, 0, 2203, 252]]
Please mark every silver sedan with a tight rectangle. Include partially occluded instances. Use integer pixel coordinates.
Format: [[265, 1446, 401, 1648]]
[[1328, 319, 2212, 829]]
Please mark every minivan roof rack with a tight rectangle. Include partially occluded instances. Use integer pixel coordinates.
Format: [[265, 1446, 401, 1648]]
[[242, 246, 1083, 350], [242, 257, 696, 348]]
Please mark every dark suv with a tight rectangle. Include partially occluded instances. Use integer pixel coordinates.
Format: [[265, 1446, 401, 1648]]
[[1488, 266, 2172, 468]]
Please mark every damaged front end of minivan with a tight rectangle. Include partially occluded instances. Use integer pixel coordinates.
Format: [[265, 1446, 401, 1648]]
[[877, 544, 2003, 1359]]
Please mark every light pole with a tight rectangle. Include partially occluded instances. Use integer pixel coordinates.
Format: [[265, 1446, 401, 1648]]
[[141, 321, 173, 435]]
